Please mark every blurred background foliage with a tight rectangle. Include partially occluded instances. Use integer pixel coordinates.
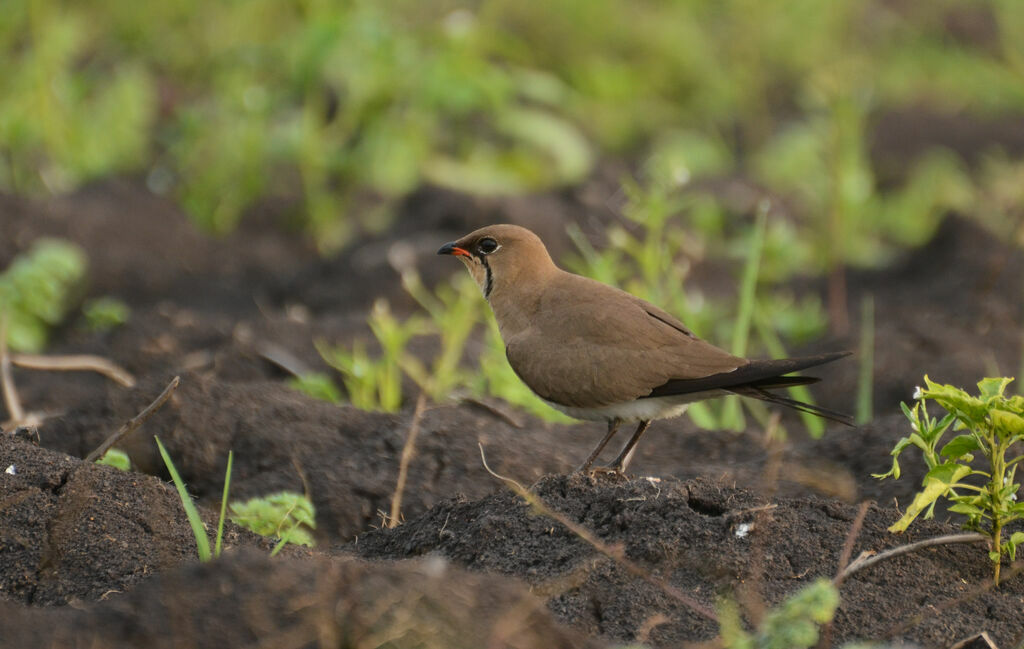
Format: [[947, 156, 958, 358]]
[[2, 0, 1022, 254], [3, 0, 1024, 425]]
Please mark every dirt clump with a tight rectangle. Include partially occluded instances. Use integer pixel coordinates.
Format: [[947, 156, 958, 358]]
[[0, 548, 601, 649], [0, 435, 269, 606], [352, 473, 1024, 648]]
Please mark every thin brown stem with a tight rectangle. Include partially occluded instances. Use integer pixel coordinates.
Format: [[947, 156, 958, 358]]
[[833, 501, 871, 587], [837, 533, 988, 583], [84, 376, 181, 463], [479, 443, 719, 623], [0, 312, 25, 425], [10, 353, 136, 387], [387, 392, 427, 528]]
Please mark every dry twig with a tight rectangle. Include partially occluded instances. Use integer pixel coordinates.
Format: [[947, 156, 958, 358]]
[[837, 532, 988, 583], [833, 501, 871, 587], [84, 376, 181, 463], [0, 312, 25, 425], [11, 352, 136, 387], [478, 443, 719, 623], [388, 392, 427, 528]]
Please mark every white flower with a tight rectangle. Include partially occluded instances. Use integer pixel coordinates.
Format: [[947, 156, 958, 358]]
[[735, 523, 752, 538], [913, 386, 924, 400]]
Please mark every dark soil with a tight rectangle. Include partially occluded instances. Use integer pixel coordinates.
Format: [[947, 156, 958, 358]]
[[352, 473, 1024, 647], [0, 435, 276, 606], [0, 547, 598, 649], [1, 168, 1023, 648]]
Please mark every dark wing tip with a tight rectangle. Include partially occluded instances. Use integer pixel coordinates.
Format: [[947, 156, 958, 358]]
[[645, 351, 852, 399]]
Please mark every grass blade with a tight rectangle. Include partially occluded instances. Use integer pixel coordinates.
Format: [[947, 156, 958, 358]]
[[721, 200, 770, 430], [856, 295, 874, 424], [215, 450, 233, 558], [155, 435, 211, 562]]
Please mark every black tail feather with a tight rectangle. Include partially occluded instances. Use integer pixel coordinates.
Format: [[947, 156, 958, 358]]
[[747, 375, 820, 390], [646, 351, 851, 398], [730, 386, 855, 426]]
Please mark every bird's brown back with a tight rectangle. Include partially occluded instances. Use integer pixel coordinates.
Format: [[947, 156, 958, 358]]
[[502, 270, 745, 408]]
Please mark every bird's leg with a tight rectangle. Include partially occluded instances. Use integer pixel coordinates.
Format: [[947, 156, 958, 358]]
[[605, 420, 652, 474], [577, 419, 622, 473]]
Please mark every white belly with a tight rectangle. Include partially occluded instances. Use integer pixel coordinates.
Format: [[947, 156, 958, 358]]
[[542, 391, 723, 423]]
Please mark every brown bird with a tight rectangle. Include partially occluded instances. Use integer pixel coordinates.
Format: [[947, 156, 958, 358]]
[[438, 224, 852, 474]]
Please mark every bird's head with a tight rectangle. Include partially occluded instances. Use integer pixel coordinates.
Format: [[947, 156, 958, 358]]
[[437, 224, 555, 300]]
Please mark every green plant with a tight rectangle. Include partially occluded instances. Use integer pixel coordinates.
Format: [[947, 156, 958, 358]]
[[229, 491, 316, 555], [876, 376, 1024, 584], [286, 372, 342, 404], [718, 578, 839, 649], [318, 299, 429, 412], [95, 448, 131, 471], [82, 297, 131, 332], [0, 239, 87, 352], [855, 295, 874, 425], [6, 0, 1018, 255], [399, 270, 480, 400], [155, 436, 233, 562]]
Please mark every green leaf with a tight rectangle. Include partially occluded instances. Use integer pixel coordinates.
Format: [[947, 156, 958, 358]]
[[155, 436, 211, 562], [872, 456, 901, 480], [95, 448, 131, 471], [991, 409, 1024, 437], [927, 461, 973, 484], [874, 435, 915, 479], [922, 376, 987, 424], [947, 503, 985, 517], [978, 377, 1013, 402], [1008, 532, 1024, 562], [888, 463, 972, 533], [907, 433, 929, 453], [940, 435, 981, 459], [229, 491, 316, 548], [900, 401, 915, 419]]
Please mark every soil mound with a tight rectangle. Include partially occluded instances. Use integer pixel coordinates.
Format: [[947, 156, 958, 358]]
[[353, 473, 1024, 648], [0, 435, 268, 606], [0, 548, 598, 649]]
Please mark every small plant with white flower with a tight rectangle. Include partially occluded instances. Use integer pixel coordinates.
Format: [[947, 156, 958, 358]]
[[875, 376, 1024, 585]]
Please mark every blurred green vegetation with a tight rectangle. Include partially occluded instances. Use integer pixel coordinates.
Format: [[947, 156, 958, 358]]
[[2, 0, 1022, 251], [82, 296, 131, 332], [0, 239, 87, 352]]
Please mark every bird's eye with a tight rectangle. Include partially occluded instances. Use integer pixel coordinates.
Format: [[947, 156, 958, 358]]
[[478, 237, 499, 254]]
